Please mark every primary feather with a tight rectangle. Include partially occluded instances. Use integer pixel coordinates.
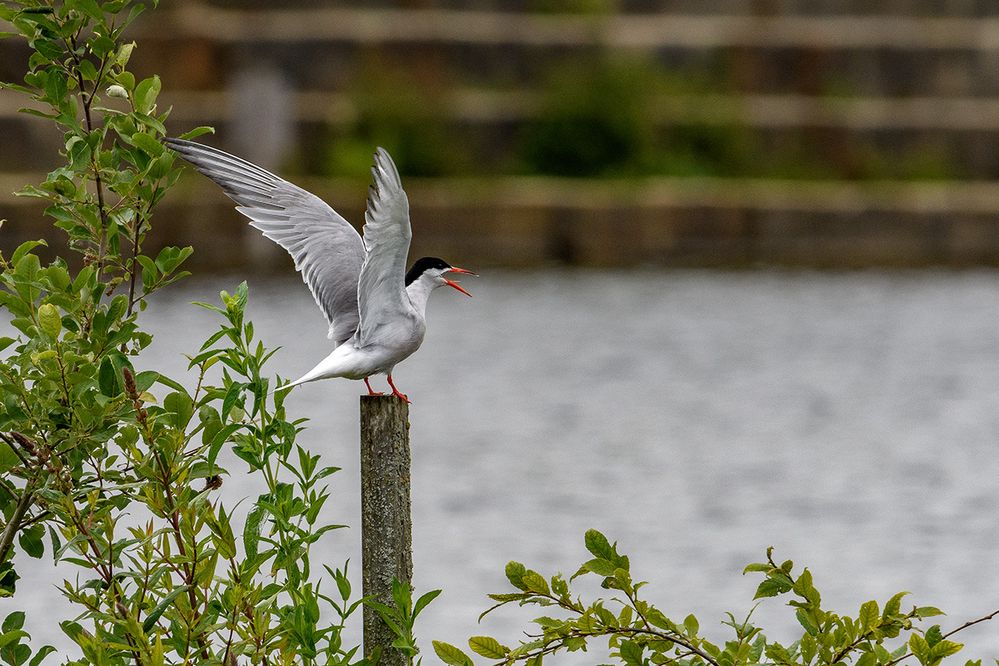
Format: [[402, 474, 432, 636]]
[[164, 138, 366, 346], [166, 138, 471, 401]]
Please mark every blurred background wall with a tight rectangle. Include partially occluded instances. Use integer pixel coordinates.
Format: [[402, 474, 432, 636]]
[[4, 0, 999, 269]]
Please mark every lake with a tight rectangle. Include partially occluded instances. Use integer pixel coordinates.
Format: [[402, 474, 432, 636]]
[[6, 270, 999, 662]]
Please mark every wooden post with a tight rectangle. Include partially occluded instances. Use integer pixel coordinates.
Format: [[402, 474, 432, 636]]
[[359, 395, 412, 665]]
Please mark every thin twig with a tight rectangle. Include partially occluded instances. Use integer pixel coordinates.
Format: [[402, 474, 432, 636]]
[[886, 609, 999, 666], [0, 476, 37, 564], [943, 609, 999, 639], [66, 33, 111, 285]]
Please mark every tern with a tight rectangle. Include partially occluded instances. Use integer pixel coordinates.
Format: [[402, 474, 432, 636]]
[[165, 138, 475, 403]]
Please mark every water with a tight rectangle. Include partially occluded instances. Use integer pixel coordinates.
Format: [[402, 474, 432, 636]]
[[6, 270, 999, 661]]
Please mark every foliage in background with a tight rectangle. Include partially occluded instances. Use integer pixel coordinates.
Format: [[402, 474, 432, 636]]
[[518, 57, 658, 177], [435, 530, 995, 666], [0, 2, 425, 664], [325, 56, 467, 180], [0, 1, 983, 664], [319, 50, 959, 182]]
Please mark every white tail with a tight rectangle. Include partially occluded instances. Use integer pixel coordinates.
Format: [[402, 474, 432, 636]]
[[270, 368, 322, 396]]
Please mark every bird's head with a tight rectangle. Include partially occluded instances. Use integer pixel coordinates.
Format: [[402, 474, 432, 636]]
[[405, 257, 476, 297]]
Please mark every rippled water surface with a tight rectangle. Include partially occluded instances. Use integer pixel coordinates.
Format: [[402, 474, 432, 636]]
[[7, 270, 999, 661]]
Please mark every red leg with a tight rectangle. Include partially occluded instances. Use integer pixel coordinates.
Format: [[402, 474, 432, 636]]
[[386, 375, 410, 403], [364, 377, 384, 396]]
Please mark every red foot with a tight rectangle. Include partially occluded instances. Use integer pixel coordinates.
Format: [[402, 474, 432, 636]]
[[364, 377, 384, 396], [386, 375, 411, 404]]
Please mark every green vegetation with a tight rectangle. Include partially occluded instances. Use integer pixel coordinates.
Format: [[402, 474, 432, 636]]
[[0, 2, 987, 665], [519, 57, 658, 177], [322, 54, 958, 182], [0, 2, 425, 664], [325, 56, 463, 179], [436, 530, 994, 666]]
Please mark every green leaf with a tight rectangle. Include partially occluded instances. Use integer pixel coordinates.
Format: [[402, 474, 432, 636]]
[[577, 557, 617, 577], [221, 382, 245, 419], [0, 629, 28, 650], [17, 524, 44, 559], [178, 126, 214, 140], [859, 600, 880, 632], [855, 651, 878, 666], [743, 562, 772, 573], [134, 370, 158, 393], [243, 505, 265, 560], [163, 390, 194, 428], [915, 606, 945, 619], [36, 303, 61, 338], [883, 591, 909, 619], [134, 75, 161, 114], [521, 570, 550, 595], [412, 589, 441, 620], [136, 254, 157, 290], [433, 641, 473, 666], [645, 607, 675, 631], [620, 639, 644, 666], [505, 561, 527, 591], [142, 585, 191, 633], [2, 612, 24, 633], [683, 613, 699, 636], [800, 632, 817, 663], [0, 441, 19, 475], [10, 240, 45, 267], [131, 131, 163, 157], [930, 640, 964, 660], [98, 356, 121, 396], [469, 636, 509, 659], [909, 634, 930, 665], [796, 609, 819, 636], [754, 577, 787, 599], [585, 528, 614, 559], [28, 645, 55, 666], [115, 42, 135, 69]]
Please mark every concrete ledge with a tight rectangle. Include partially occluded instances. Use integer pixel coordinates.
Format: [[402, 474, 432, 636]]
[[4, 175, 999, 269], [134, 6, 999, 51]]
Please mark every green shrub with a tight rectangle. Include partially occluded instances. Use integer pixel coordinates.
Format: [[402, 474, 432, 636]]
[[436, 530, 993, 666], [0, 2, 424, 663]]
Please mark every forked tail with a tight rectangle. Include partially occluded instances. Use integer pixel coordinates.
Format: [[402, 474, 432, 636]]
[[270, 369, 321, 396]]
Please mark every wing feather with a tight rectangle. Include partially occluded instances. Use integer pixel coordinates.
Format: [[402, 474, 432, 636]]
[[165, 138, 366, 345], [355, 148, 412, 345]]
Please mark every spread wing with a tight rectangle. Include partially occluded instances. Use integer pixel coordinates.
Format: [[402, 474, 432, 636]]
[[165, 138, 366, 345], [355, 148, 412, 345]]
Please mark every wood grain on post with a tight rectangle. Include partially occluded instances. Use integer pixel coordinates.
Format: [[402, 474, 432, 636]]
[[359, 395, 413, 665]]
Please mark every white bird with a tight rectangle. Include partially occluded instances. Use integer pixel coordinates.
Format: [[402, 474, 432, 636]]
[[165, 138, 475, 403]]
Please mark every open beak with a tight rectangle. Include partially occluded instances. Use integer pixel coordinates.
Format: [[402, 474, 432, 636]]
[[444, 266, 477, 297]]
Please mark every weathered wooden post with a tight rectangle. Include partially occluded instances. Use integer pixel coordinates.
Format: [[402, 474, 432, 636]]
[[359, 395, 413, 665]]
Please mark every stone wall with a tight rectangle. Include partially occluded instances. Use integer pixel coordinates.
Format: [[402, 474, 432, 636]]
[[4, 1, 999, 268]]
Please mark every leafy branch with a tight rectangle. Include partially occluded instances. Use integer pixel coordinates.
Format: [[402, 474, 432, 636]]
[[434, 531, 999, 666], [0, 2, 413, 664]]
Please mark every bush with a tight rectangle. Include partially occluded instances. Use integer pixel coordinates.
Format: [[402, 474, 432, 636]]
[[436, 530, 995, 666], [0, 2, 405, 663]]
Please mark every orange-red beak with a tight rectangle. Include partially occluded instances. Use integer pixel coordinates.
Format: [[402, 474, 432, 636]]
[[444, 266, 477, 297]]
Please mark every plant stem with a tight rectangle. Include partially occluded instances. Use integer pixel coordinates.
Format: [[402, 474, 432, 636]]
[[0, 478, 36, 564], [67, 33, 111, 284], [886, 610, 999, 666]]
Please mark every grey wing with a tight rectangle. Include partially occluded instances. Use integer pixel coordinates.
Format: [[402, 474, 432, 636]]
[[165, 138, 366, 346], [355, 148, 412, 345]]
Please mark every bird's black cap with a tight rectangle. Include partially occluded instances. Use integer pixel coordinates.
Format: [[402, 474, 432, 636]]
[[405, 257, 453, 286]]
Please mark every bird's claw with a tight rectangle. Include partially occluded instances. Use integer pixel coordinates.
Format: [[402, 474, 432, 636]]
[[385, 375, 411, 403]]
